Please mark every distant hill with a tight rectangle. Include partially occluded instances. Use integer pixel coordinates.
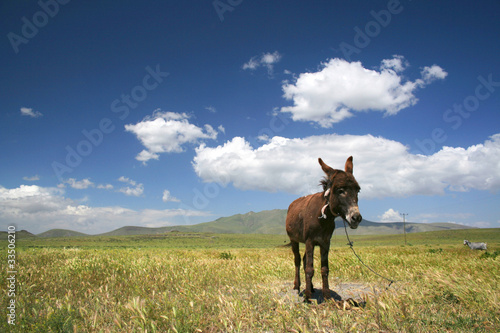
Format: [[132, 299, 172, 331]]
[[98, 209, 475, 236], [32, 209, 476, 238], [0, 229, 36, 240], [99, 209, 288, 236], [185, 210, 474, 236], [331, 219, 474, 236], [99, 226, 183, 237], [37, 229, 89, 238], [188, 209, 287, 234]]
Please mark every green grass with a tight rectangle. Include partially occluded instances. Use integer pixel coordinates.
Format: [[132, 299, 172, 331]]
[[1, 229, 499, 332]]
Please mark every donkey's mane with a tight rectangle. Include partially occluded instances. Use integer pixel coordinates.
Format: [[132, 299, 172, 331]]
[[320, 178, 330, 192], [319, 170, 339, 192]]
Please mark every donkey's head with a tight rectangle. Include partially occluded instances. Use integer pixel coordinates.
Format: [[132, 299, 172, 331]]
[[319, 156, 362, 229]]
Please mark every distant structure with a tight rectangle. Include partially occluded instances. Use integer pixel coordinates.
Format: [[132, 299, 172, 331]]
[[463, 240, 487, 250], [400, 213, 408, 245]]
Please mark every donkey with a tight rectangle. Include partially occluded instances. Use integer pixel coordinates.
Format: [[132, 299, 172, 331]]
[[463, 240, 487, 250], [286, 156, 362, 302]]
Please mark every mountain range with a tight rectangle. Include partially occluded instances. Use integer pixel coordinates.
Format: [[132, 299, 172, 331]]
[[25, 209, 475, 238]]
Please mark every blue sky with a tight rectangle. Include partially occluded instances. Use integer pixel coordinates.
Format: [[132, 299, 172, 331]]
[[1, 0, 499, 234]]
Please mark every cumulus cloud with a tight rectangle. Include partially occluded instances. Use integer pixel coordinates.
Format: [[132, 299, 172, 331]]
[[379, 208, 401, 222], [20, 107, 43, 118], [380, 55, 408, 72], [280, 56, 447, 127], [125, 110, 220, 164], [243, 51, 282, 76], [193, 133, 500, 198], [117, 176, 144, 197], [61, 178, 95, 189], [97, 184, 114, 190], [420, 65, 448, 83], [0, 184, 209, 234], [162, 190, 181, 203]]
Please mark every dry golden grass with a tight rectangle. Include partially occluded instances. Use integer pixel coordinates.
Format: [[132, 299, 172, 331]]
[[1, 231, 499, 332]]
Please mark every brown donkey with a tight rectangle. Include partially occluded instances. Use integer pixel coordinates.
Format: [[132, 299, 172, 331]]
[[286, 156, 362, 302]]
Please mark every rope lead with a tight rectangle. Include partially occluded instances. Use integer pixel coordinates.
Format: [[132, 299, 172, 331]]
[[342, 219, 399, 288]]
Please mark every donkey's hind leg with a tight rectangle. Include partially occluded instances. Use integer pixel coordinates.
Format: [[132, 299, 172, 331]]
[[291, 241, 301, 291], [304, 240, 315, 301], [303, 252, 313, 292], [320, 243, 331, 300]]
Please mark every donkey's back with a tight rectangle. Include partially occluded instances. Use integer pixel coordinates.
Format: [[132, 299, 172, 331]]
[[285, 193, 325, 244]]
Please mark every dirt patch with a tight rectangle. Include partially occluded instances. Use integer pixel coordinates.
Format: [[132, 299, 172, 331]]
[[278, 281, 381, 306]]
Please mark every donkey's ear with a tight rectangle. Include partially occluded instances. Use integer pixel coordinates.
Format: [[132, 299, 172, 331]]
[[318, 158, 334, 174], [345, 156, 353, 174]]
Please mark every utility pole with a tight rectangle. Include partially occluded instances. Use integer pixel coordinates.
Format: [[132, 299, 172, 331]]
[[400, 213, 408, 245]]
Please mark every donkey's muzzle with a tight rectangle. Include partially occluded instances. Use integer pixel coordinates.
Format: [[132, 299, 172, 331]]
[[346, 208, 362, 229], [351, 212, 362, 225]]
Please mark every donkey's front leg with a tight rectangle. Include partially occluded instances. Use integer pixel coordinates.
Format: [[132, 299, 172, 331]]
[[304, 240, 315, 301], [291, 241, 301, 291], [320, 243, 331, 300]]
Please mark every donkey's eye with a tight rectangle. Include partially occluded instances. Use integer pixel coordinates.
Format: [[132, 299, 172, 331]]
[[336, 188, 345, 195]]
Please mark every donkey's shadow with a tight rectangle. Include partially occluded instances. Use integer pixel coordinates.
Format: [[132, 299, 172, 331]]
[[298, 288, 342, 304]]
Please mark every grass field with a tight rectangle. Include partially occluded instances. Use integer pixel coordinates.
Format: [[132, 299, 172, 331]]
[[1, 229, 499, 332]]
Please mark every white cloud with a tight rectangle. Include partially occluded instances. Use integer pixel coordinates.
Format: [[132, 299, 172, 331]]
[[380, 55, 408, 72], [205, 106, 217, 113], [118, 176, 137, 186], [0, 185, 62, 202], [243, 51, 282, 76], [62, 178, 95, 189], [467, 221, 493, 228], [193, 133, 500, 198], [421, 65, 448, 83], [162, 190, 181, 203], [242, 58, 259, 70], [60, 179, 114, 191], [125, 110, 220, 164], [416, 212, 473, 224], [97, 184, 114, 190], [20, 107, 43, 118], [379, 209, 401, 222], [117, 176, 144, 196], [280, 56, 447, 127], [0, 184, 210, 234], [23, 175, 40, 181], [136, 150, 159, 163], [261, 51, 282, 65]]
